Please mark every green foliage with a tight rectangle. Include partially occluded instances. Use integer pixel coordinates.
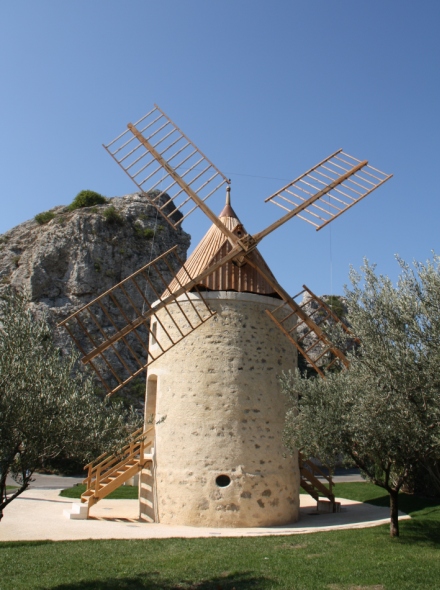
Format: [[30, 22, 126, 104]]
[[282, 256, 440, 536], [2, 484, 440, 589], [102, 205, 124, 225], [134, 224, 155, 239], [0, 290, 141, 520], [68, 190, 107, 211], [324, 295, 345, 319], [34, 211, 55, 225], [12, 256, 20, 268], [127, 377, 146, 399], [59, 483, 138, 499]]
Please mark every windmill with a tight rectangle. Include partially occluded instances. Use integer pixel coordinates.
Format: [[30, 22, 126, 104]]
[[60, 105, 391, 525]]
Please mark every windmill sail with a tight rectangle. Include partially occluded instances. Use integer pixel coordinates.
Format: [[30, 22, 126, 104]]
[[262, 150, 392, 234], [265, 285, 358, 377], [58, 246, 216, 396], [103, 104, 233, 239], [73, 105, 391, 392]]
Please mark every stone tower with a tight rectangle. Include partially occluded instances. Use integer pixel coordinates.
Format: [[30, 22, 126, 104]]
[[140, 195, 299, 527]]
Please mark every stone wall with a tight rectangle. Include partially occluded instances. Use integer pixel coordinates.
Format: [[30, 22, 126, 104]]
[[141, 291, 299, 527]]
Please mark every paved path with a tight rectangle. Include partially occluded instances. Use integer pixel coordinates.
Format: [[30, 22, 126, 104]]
[[0, 486, 408, 542], [6, 472, 83, 489]]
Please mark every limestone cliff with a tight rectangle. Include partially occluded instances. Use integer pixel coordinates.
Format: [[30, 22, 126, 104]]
[[0, 193, 191, 406]]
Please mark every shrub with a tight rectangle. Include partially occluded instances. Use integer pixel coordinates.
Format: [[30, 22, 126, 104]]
[[134, 225, 155, 239], [103, 205, 124, 225], [68, 190, 107, 211], [35, 211, 55, 225], [324, 295, 346, 319]]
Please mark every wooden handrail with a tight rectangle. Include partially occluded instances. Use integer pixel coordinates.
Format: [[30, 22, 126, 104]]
[[83, 426, 154, 492], [302, 458, 332, 484], [299, 454, 335, 499], [84, 426, 152, 470]]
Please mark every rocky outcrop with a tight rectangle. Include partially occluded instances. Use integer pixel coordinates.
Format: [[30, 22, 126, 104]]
[[0, 193, 191, 407]]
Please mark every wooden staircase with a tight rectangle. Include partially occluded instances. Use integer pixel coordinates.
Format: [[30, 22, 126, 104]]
[[80, 426, 154, 516], [299, 452, 340, 512]]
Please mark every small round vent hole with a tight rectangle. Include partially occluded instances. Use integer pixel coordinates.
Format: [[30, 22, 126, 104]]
[[215, 474, 231, 487]]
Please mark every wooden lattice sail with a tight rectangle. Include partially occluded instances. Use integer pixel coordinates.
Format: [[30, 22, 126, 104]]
[[102, 104, 234, 240], [265, 285, 359, 378], [63, 104, 392, 394], [58, 246, 216, 396], [264, 150, 392, 231]]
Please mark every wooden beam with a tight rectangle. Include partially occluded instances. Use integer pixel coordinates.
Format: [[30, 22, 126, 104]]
[[253, 160, 368, 243], [244, 257, 350, 368], [127, 123, 238, 245], [80, 243, 245, 364]]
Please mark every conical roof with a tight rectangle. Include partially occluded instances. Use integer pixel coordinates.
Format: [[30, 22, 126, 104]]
[[165, 196, 281, 298]]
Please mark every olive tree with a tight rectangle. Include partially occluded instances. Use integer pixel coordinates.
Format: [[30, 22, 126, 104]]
[[282, 257, 440, 537], [0, 290, 141, 521]]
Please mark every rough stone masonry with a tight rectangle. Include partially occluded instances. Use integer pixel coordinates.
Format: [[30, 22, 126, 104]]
[[0, 192, 190, 408]]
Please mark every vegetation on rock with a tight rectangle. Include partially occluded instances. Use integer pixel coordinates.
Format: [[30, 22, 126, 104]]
[[34, 210, 55, 225], [102, 205, 124, 225], [68, 189, 107, 211], [0, 193, 191, 416], [323, 294, 346, 319], [134, 224, 155, 239]]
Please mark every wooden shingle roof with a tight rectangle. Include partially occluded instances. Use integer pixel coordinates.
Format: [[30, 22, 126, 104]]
[[165, 199, 281, 298]]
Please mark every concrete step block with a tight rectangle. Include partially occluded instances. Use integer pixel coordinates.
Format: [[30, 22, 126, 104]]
[[317, 500, 341, 513], [63, 502, 89, 520]]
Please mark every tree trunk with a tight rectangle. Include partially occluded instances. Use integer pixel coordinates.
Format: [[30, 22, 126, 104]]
[[389, 489, 399, 537]]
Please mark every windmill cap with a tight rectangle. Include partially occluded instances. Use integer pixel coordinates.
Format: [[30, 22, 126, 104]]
[[219, 185, 238, 219], [218, 202, 237, 219]]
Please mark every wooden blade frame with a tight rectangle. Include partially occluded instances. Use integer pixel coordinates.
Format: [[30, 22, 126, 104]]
[[84, 106, 390, 393], [103, 106, 392, 252], [265, 285, 358, 378], [58, 246, 216, 396], [262, 149, 392, 233], [103, 104, 234, 241]]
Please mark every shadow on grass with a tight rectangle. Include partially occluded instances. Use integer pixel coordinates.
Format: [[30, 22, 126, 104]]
[[1, 540, 56, 548], [398, 518, 440, 546], [47, 571, 272, 590], [365, 493, 440, 514]]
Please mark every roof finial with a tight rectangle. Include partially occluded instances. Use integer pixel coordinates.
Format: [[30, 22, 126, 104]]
[[226, 185, 231, 206]]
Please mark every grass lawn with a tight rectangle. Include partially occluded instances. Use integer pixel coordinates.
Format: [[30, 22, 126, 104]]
[[1, 482, 440, 590], [59, 484, 138, 500]]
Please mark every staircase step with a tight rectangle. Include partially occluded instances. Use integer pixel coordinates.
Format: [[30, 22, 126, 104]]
[[300, 481, 320, 501], [64, 502, 88, 520], [80, 430, 149, 510]]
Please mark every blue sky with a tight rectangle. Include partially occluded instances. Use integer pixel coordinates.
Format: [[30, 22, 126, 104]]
[[1, 1, 439, 298]]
